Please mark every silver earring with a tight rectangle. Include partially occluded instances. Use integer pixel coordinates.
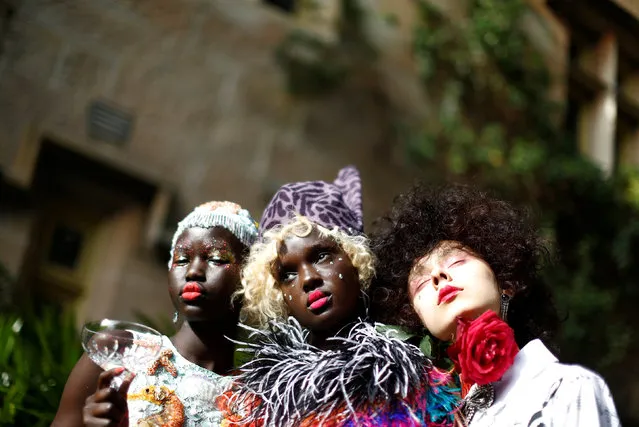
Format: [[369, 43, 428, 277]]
[[500, 293, 511, 321], [172, 310, 179, 325], [360, 288, 370, 317]]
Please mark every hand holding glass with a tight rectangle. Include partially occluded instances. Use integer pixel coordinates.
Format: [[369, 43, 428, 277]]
[[82, 319, 163, 389]]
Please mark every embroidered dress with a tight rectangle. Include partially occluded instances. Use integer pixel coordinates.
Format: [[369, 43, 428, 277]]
[[127, 335, 233, 427], [468, 339, 620, 427], [228, 318, 460, 427]]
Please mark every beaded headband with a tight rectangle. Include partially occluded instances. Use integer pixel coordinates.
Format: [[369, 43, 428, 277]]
[[169, 201, 258, 268]]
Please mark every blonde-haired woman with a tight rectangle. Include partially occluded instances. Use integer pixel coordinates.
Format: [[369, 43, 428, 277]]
[[240, 214, 374, 348], [227, 166, 460, 427]]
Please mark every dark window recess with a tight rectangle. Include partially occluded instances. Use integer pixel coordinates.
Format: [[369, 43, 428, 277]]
[[0, 2, 15, 57], [263, 0, 296, 13], [48, 225, 84, 269], [87, 100, 134, 145]]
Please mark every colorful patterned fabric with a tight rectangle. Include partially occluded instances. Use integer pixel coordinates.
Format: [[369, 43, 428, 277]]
[[227, 319, 460, 427], [126, 334, 234, 427], [258, 166, 363, 238]]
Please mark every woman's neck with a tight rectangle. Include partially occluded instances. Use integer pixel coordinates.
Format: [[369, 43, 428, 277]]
[[308, 302, 367, 350], [308, 318, 362, 350], [171, 315, 238, 375], [308, 330, 332, 350]]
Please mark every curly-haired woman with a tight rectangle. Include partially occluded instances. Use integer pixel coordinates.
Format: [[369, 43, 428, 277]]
[[370, 183, 620, 426]]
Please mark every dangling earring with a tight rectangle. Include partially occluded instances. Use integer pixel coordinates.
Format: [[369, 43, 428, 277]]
[[172, 310, 179, 325], [500, 293, 511, 321], [360, 288, 370, 317]]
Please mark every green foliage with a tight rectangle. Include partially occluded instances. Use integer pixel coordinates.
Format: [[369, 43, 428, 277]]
[[0, 305, 82, 426], [232, 326, 256, 369], [273, 0, 639, 379], [617, 166, 639, 211], [407, 0, 639, 373], [374, 324, 454, 370], [382, 12, 399, 27], [418, 335, 433, 359], [375, 323, 417, 342], [0, 263, 12, 309]]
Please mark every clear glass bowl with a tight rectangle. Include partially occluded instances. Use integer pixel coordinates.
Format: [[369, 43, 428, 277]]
[[81, 319, 163, 375]]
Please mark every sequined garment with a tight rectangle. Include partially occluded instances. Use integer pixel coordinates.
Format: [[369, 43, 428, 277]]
[[127, 335, 233, 427]]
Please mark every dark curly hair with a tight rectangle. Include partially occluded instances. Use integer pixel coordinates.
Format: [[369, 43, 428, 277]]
[[369, 183, 559, 351]]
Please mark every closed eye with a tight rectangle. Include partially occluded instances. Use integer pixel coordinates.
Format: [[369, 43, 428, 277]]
[[209, 250, 236, 265], [410, 277, 431, 296], [449, 259, 465, 268]]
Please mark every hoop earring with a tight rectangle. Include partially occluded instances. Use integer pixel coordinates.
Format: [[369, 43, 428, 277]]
[[172, 310, 179, 325], [500, 293, 511, 321]]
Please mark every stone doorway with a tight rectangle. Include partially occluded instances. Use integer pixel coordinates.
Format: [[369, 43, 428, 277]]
[[18, 139, 158, 318]]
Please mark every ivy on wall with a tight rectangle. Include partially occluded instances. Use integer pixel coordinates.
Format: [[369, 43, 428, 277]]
[[409, 0, 639, 378], [276, 0, 639, 381], [409, 0, 562, 181]]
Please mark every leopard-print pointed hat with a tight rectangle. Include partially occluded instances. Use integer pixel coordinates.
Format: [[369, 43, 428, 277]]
[[259, 166, 363, 238]]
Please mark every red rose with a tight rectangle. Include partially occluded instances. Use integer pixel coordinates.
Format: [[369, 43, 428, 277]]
[[447, 310, 519, 386]]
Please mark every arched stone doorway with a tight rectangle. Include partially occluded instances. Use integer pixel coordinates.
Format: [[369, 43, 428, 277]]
[[8, 138, 172, 323]]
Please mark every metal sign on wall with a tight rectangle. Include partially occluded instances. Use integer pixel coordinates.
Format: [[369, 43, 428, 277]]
[[87, 100, 134, 145]]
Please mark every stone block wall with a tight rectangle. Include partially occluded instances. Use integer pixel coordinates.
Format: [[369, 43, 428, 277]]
[[0, 0, 576, 323], [0, 0, 420, 322]]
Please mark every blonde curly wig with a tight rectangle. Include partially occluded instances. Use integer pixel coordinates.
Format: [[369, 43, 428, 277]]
[[237, 215, 376, 328]]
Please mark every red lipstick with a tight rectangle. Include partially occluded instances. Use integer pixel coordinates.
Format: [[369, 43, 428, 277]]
[[308, 289, 331, 311], [181, 282, 203, 301], [438, 286, 461, 305]]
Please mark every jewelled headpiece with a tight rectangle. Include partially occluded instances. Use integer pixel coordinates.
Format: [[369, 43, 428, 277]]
[[169, 201, 258, 268]]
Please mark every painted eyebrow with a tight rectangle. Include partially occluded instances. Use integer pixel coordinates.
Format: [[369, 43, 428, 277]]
[[309, 240, 339, 253], [205, 239, 232, 249], [278, 239, 338, 268], [412, 246, 464, 274], [209, 246, 235, 254], [411, 258, 431, 278], [173, 242, 232, 254], [172, 246, 191, 256], [438, 245, 463, 258], [432, 244, 470, 265]]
